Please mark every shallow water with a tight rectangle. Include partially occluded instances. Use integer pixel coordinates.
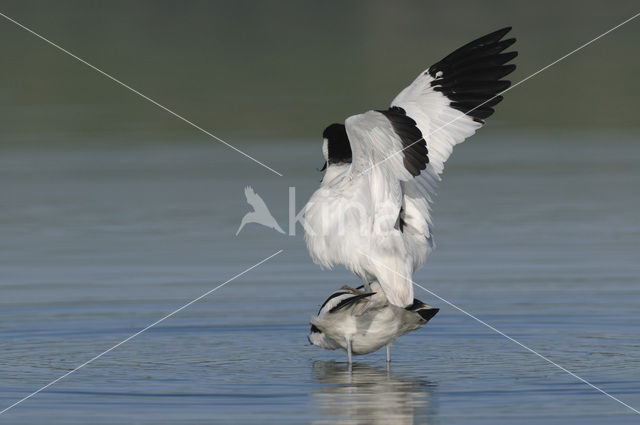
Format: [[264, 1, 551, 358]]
[[1, 133, 639, 424]]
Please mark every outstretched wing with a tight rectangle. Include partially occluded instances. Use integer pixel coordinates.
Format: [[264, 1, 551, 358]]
[[391, 27, 517, 239], [345, 28, 516, 235], [341, 28, 516, 306]]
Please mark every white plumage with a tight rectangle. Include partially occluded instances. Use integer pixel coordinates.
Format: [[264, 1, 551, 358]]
[[304, 28, 517, 307]]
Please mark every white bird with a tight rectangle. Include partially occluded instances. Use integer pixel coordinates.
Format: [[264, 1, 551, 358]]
[[309, 281, 439, 363], [236, 186, 285, 235], [304, 28, 517, 306]]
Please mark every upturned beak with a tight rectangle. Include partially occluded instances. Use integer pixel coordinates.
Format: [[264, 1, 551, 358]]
[[318, 161, 327, 172]]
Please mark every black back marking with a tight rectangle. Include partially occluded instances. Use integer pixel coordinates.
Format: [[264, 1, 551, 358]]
[[329, 292, 376, 313], [376, 106, 428, 177], [322, 123, 352, 165], [318, 290, 350, 314], [427, 27, 517, 123]]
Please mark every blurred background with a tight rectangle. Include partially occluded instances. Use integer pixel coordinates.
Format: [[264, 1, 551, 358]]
[[1, 2, 639, 424], [1, 0, 639, 145]]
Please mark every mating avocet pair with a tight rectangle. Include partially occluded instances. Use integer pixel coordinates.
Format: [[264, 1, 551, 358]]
[[305, 28, 517, 362]]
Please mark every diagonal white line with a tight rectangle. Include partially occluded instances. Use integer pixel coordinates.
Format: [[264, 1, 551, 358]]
[[0, 11, 283, 177], [361, 251, 640, 415], [358, 11, 640, 177], [0, 249, 283, 415]]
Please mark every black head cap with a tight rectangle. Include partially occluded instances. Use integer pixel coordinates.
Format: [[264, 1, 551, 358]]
[[322, 123, 352, 165]]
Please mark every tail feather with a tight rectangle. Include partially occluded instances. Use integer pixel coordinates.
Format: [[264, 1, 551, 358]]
[[406, 300, 440, 321]]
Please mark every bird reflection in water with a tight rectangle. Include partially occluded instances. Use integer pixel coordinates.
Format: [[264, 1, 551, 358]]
[[310, 361, 434, 424]]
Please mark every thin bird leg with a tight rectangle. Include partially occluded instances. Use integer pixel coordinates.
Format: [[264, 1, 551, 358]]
[[386, 343, 392, 363], [346, 336, 352, 364]]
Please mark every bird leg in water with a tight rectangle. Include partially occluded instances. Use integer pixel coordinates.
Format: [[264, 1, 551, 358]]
[[386, 343, 392, 363], [346, 336, 352, 364]]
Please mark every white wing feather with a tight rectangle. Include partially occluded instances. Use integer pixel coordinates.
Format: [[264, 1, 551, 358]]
[[345, 111, 415, 182], [391, 72, 482, 241]]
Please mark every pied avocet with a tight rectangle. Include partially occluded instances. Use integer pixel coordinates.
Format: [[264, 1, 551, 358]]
[[309, 281, 439, 363], [304, 27, 517, 307]]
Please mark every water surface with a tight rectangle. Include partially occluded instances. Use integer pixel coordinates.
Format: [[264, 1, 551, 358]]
[[1, 133, 639, 424]]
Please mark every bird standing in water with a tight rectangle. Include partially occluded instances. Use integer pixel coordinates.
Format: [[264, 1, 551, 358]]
[[309, 282, 439, 363]]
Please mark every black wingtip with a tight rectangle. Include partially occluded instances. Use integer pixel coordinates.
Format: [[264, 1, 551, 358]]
[[481, 26, 513, 41], [428, 27, 517, 123], [472, 26, 512, 45]]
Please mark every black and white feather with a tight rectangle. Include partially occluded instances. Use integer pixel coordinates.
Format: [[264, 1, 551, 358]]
[[305, 28, 517, 307]]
